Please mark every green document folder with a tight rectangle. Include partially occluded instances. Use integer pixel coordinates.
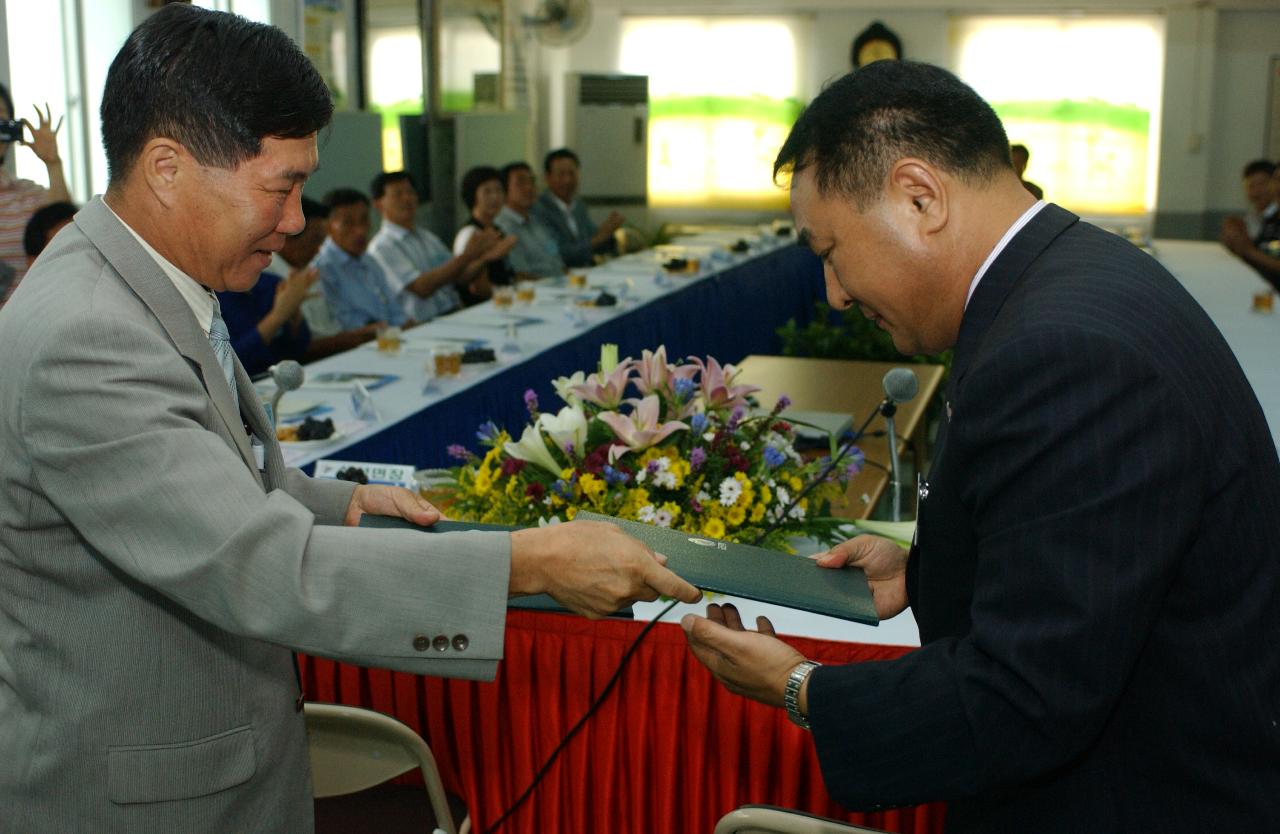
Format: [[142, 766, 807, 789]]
[[360, 513, 878, 625]]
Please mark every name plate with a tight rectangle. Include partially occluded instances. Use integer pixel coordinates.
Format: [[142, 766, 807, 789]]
[[314, 458, 416, 489]]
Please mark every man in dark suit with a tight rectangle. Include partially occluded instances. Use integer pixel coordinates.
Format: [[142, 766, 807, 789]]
[[682, 61, 1280, 831]]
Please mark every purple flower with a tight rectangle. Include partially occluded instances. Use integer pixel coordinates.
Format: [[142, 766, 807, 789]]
[[727, 405, 745, 430], [673, 377, 697, 402], [690, 412, 708, 434], [774, 395, 792, 413], [523, 389, 539, 415], [475, 420, 500, 443], [844, 447, 866, 478], [646, 459, 661, 474], [552, 478, 572, 499], [603, 465, 630, 485], [763, 445, 786, 469], [690, 447, 707, 471], [447, 444, 470, 460]]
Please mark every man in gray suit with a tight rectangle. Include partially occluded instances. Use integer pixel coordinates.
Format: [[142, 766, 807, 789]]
[[530, 147, 625, 268], [0, 7, 699, 832]]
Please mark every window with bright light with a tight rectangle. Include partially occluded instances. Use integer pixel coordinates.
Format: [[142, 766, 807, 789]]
[[620, 16, 806, 210], [955, 16, 1164, 216], [4, 1, 79, 197]]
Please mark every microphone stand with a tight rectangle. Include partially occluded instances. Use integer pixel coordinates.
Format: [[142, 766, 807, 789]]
[[882, 400, 902, 522]]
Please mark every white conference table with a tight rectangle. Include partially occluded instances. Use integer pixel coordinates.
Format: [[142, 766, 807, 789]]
[[1152, 239, 1280, 447], [268, 228, 798, 470]]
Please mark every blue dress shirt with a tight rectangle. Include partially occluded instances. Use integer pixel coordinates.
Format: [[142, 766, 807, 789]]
[[314, 237, 406, 329]]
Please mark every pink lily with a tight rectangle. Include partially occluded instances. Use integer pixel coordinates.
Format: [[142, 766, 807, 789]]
[[598, 395, 688, 462], [633, 346, 677, 396], [687, 355, 760, 411], [571, 359, 634, 409]]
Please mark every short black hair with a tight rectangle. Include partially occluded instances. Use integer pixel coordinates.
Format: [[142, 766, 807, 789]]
[[543, 148, 580, 173], [23, 201, 78, 258], [323, 188, 369, 212], [775, 61, 1010, 209], [300, 195, 329, 221], [0, 82, 14, 120], [1010, 143, 1029, 158], [370, 170, 416, 200], [1243, 159, 1277, 179], [100, 4, 333, 184], [851, 22, 902, 68], [501, 161, 533, 190], [460, 165, 502, 209]]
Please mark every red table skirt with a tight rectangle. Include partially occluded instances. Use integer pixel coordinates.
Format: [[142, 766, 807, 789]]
[[299, 609, 945, 834]]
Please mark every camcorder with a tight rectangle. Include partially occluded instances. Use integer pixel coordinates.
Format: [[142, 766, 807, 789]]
[[0, 119, 25, 143]]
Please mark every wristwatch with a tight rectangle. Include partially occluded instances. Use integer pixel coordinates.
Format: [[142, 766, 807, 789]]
[[784, 660, 821, 730]]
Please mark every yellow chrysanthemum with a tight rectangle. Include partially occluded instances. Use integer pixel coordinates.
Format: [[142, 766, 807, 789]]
[[579, 472, 606, 500], [726, 505, 746, 527], [566, 505, 578, 520], [759, 485, 772, 505], [660, 501, 681, 521], [789, 476, 803, 492], [703, 517, 726, 539], [750, 503, 766, 522]]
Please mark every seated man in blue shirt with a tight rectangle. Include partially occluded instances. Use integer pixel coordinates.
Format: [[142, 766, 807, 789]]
[[495, 161, 566, 279], [314, 188, 407, 330], [530, 148, 624, 268], [218, 196, 377, 376], [367, 170, 512, 321]]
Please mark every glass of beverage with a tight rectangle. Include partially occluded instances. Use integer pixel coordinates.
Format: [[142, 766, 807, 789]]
[[516, 279, 536, 304], [568, 272, 588, 289], [432, 347, 462, 377], [492, 285, 515, 309], [376, 325, 402, 354]]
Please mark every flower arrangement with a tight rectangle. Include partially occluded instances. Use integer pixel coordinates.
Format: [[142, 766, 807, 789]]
[[445, 345, 863, 551]]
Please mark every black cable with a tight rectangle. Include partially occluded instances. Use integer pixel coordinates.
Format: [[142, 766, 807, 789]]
[[482, 396, 892, 833], [480, 598, 679, 834]]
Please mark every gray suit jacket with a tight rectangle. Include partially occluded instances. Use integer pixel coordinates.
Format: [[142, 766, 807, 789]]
[[0, 197, 512, 832], [530, 190, 599, 268]]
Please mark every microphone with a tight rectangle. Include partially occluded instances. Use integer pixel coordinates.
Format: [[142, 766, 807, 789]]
[[267, 360, 304, 428], [881, 367, 919, 414], [879, 368, 919, 521]]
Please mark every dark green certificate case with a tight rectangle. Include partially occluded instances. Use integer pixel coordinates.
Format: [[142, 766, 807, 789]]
[[360, 513, 879, 625]]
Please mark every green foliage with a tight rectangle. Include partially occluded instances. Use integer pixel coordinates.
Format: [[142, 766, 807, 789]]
[[777, 302, 952, 369]]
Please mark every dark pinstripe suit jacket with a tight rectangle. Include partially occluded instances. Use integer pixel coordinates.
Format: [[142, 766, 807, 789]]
[[807, 205, 1280, 832]]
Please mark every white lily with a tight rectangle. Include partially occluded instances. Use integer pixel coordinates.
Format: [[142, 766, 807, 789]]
[[552, 370, 586, 407], [503, 424, 563, 475], [538, 404, 589, 455]]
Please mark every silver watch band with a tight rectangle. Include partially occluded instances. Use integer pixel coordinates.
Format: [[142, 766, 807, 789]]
[[784, 660, 821, 730]]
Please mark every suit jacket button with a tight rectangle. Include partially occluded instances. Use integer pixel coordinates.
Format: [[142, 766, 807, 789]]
[[452, 634, 469, 652], [432, 634, 450, 652], [413, 634, 431, 652]]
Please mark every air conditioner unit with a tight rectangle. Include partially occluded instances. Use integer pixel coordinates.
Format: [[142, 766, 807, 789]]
[[564, 73, 648, 205]]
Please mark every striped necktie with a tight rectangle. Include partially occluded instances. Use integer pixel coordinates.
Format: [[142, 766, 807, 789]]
[[207, 295, 239, 405]]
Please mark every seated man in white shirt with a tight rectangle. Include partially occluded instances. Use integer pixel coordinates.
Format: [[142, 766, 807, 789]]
[[530, 148, 624, 268], [367, 171, 512, 321]]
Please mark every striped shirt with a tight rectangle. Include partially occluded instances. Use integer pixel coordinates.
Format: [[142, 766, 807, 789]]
[[0, 169, 49, 306], [368, 221, 460, 322]]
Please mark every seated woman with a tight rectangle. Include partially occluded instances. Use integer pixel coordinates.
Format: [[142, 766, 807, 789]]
[[453, 165, 517, 304]]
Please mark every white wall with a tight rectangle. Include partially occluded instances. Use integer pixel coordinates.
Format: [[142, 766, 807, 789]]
[[1206, 10, 1280, 213]]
